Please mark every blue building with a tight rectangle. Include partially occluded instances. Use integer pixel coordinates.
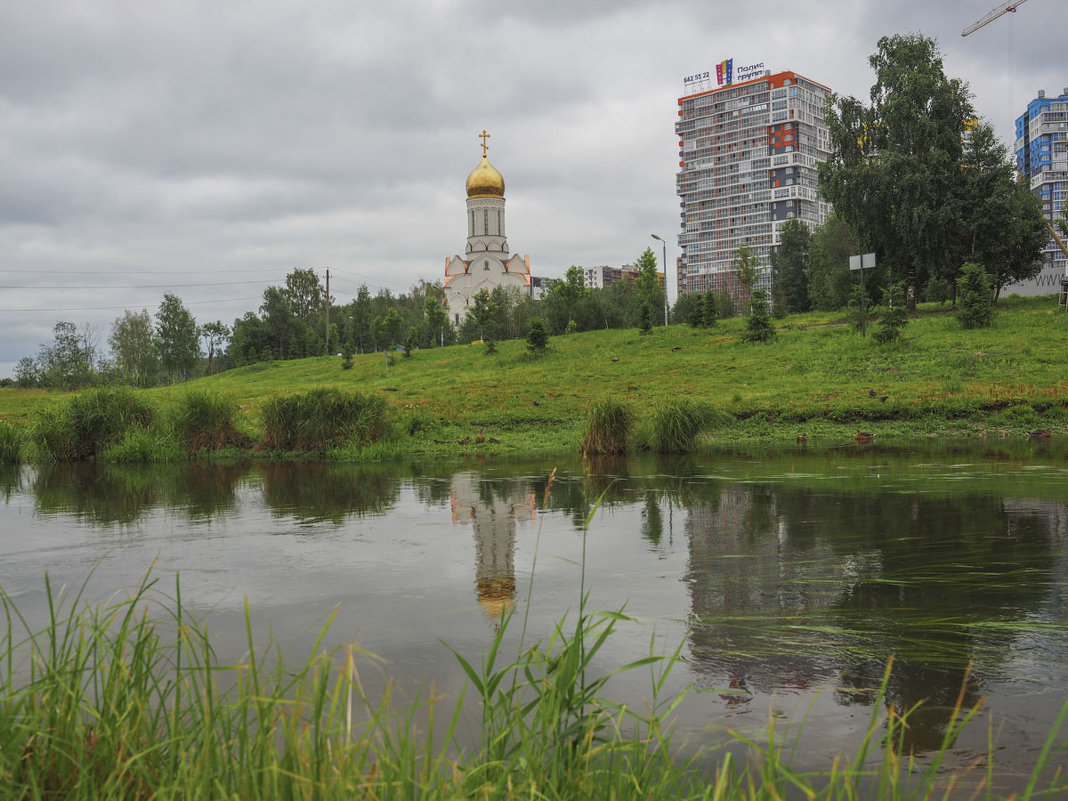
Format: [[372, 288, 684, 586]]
[[1015, 88, 1068, 283]]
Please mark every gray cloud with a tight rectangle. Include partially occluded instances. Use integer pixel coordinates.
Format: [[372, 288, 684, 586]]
[[2, 0, 1065, 376]]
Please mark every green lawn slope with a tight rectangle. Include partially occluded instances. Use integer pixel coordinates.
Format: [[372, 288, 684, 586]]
[[3, 295, 1067, 458]]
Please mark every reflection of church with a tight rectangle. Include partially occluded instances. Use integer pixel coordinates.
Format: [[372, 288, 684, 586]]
[[443, 131, 531, 327], [449, 473, 536, 622]]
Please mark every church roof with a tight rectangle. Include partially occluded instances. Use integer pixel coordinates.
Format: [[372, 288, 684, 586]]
[[466, 157, 505, 198]]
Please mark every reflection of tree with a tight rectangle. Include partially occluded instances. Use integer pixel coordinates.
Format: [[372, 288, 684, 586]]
[[641, 492, 663, 545], [684, 482, 1063, 755], [259, 463, 400, 524], [449, 473, 537, 625], [33, 463, 162, 527]]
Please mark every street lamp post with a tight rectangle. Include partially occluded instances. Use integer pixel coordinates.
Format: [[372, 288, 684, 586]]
[[650, 234, 669, 326]]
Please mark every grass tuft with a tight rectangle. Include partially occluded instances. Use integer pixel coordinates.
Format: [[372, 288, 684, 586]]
[[580, 398, 635, 455], [30, 387, 156, 461], [259, 387, 391, 451], [170, 390, 252, 454], [0, 422, 22, 464], [651, 399, 709, 453]]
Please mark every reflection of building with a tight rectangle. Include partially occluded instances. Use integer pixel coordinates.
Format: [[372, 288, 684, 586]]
[[443, 131, 532, 327], [1013, 88, 1068, 290], [675, 68, 832, 297], [449, 474, 537, 622]]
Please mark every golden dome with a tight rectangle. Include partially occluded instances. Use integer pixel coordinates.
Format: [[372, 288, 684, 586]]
[[466, 157, 505, 198]]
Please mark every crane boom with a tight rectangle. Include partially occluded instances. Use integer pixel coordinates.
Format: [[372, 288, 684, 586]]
[[962, 0, 1030, 36]]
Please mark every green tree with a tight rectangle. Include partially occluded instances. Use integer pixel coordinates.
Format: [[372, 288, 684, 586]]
[[771, 219, 811, 313], [39, 321, 95, 390], [109, 309, 159, 387], [155, 294, 201, 382], [260, 287, 294, 360], [228, 312, 273, 366], [199, 320, 230, 376], [733, 244, 759, 307], [526, 318, 549, 355], [463, 289, 499, 343], [820, 33, 973, 310], [541, 267, 588, 333], [701, 291, 719, 328], [872, 281, 909, 344], [808, 213, 858, 311], [955, 122, 1047, 300], [742, 289, 775, 343], [349, 286, 375, 354], [284, 268, 325, 320], [634, 247, 664, 328], [13, 357, 39, 388], [372, 308, 404, 352], [423, 294, 451, 348], [956, 262, 995, 329]]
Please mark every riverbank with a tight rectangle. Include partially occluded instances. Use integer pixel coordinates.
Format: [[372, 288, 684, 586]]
[[2, 295, 1066, 461]]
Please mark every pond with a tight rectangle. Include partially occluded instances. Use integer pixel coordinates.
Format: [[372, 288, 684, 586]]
[[2, 440, 1067, 792]]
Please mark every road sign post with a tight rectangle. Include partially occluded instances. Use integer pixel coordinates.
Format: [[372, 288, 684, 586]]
[[849, 253, 876, 337]]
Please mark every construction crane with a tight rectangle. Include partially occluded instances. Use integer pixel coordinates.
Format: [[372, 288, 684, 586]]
[[961, 0, 1030, 36]]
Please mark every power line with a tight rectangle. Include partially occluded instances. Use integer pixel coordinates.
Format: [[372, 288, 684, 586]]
[[1, 280, 270, 290], [0, 296, 263, 313]]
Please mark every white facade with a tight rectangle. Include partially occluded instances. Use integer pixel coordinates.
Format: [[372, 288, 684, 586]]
[[443, 148, 531, 327]]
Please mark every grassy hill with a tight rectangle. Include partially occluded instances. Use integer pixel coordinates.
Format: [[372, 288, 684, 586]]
[[2, 295, 1067, 458]]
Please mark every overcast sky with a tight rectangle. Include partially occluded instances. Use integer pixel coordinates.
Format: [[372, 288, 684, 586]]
[[2, 0, 1065, 378]]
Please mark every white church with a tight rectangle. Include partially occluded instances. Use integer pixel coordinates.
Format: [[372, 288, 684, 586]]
[[443, 131, 531, 327]]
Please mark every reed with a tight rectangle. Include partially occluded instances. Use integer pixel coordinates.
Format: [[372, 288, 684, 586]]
[[259, 388, 390, 451], [0, 571, 1065, 799], [580, 398, 635, 455], [650, 398, 708, 453], [30, 387, 156, 461], [170, 390, 251, 454], [0, 422, 21, 463]]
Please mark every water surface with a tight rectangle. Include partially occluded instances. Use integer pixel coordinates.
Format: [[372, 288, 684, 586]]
[[2, 441, 1066, 790]]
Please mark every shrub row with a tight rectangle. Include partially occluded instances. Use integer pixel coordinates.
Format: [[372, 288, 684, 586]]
[[23, 387, 390, 462]]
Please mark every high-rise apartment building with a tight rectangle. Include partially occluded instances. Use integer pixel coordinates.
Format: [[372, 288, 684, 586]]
[[1015, 88, 1068, 279], [675, 67, 832, 297]]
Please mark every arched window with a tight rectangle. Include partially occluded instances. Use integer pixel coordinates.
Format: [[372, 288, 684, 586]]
[[483, 209, 488, 234], [484, 260, 490, 270]]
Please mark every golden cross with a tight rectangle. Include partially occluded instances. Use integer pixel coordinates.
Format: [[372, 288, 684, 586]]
[[478, 129, 491, 157]]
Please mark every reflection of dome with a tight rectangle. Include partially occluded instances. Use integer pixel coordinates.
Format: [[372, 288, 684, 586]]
[[477, 576, 516, 621], [466, 157, 505, 198]]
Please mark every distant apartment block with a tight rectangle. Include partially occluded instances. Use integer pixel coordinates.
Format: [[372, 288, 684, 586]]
[[1015, 88, 1068, 283], [675, 66, 832, 297], [582, 265, 666, 291]]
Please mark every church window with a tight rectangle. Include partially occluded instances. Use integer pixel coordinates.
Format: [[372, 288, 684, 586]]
[[470, 210, 475, 233], [484, 260, 490, 270], [497, 210, 501, 233], [483, 209, 488, 234]]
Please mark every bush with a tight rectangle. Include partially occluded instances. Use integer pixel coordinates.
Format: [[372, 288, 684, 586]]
[[0, 422, 22, 464], [872, 281, 909, 344], [580, 399, 635, 455], [957, 262, 995, 329], [260, 388, 390, 451], [742, 289, 776, 343], [650, 399, 707, 453], [526, 319, 549, 355], [32, 387, 156, 461], [171, 391, 251, 454]]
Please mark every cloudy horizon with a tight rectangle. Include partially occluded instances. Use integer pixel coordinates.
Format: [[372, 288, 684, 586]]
[[2, 0, 1065, 378]]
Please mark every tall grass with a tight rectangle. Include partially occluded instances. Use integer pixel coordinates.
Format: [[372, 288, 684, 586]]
[[580, 398, 635, 455], [30, 387, 156, 461], [650, 398, 708, 453], [3, 571, 1066, 798], [0, 421, 21, 463], [259, 388, 391, 451], [169, 390, 251, 454]]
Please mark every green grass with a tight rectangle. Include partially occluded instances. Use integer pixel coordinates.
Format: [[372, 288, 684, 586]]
[[580, 398, 635, 455], [3, 295, 1068, 459], [30, 387, 155, 461], [169, 390, 251, 454], [2, 569, 1066, 799], [0, 421, 21, 464], [259, 387, 390, 451]]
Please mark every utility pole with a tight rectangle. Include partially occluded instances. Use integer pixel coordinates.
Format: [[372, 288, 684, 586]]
[[324, 268, 330, 354]]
